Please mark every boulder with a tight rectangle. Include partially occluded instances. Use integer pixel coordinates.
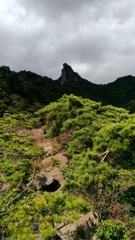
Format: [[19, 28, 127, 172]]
[[57, 211, 99, 240], [17, 128, 44, 143], [32, 172, 61, 192]]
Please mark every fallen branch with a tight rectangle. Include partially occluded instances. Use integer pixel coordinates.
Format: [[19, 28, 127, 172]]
[[98, 150, 110, 162]]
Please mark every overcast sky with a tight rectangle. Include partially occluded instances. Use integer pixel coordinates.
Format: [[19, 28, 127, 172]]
[[0, 0, 135, 84]]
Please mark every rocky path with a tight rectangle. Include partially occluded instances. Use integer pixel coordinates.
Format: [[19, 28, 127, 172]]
[[18, 128, 99, 239], [18, 128, 69, 190]]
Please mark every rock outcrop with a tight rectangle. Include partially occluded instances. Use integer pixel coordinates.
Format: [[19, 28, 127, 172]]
[[17, 128, 44, 143], [32, 172, 61, 192], [57, 211, 99, 240], [17, 128, 100, 239], [60, 63, 81, 85]]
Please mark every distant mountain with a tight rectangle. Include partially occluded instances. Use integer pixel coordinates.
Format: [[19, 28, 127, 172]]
[[58, 63, 135, 111], [0, 64, 135, 115]]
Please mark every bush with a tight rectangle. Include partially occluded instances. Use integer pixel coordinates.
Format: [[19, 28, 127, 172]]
[[96, 219, 129, 240]]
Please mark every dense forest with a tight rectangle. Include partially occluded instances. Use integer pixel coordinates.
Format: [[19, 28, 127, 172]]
[[1, 65, 135, 117], [0, 92, 135, 239]]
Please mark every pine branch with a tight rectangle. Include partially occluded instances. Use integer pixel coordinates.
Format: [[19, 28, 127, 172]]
[[0, 178, 33, 216]]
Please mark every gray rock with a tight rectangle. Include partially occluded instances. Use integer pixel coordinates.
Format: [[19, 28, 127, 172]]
[[60, 63, 81, 85], [32, 172, 53, 190], [32, 172, 61, 192], [57, 211, 99, 240]]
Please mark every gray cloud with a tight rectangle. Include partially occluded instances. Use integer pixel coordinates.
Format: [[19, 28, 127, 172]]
[[0, 0, 135, 83]]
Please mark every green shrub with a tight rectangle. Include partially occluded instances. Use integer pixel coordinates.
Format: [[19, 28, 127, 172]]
[[96, 219, 129, 240], [51, 158, 60, 166]]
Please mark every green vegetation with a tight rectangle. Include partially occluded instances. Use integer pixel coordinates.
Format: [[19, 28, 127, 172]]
[[1, 91, 135, 238], [1, 65, 135, 116], [51, 158, 60, 166], [96, 220, 129, 240], [0, 65, 60, 115], [36, 94, 135, 239], [1, 192, 90, 239], [0, 109, 90, 239]]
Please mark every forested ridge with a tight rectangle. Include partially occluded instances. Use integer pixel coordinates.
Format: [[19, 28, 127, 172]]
[[1, 65, 135, 117], [0, 93, 135, 239]]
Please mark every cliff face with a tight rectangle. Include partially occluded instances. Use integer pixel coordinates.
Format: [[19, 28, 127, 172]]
[[60, 63, 81, 85]]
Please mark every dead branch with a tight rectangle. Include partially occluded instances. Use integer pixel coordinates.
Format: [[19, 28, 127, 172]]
[[98, 150, 110, 162]]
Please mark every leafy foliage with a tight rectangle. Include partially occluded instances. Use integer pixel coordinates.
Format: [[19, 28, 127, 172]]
[[0, 109, 90, 239], [36, 94, 135, 238], [1, 93, 135, 239], [1, 192, 90, 239], [96, 220, 129, 240]]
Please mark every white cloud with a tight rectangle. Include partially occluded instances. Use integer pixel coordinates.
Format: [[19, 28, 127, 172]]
[[0, 0, 135, 83]]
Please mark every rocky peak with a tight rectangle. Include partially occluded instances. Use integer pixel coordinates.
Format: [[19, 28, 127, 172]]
[[60, 63, 81, 85]]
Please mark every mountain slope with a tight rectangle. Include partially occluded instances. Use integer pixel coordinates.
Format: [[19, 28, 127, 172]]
[[1, 64, 135, 115], [1, 94, 135, 239]]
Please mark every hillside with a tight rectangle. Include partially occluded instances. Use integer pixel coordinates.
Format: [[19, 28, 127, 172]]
[[1, 64, 135, 116], [0, 94, 135, 239]]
